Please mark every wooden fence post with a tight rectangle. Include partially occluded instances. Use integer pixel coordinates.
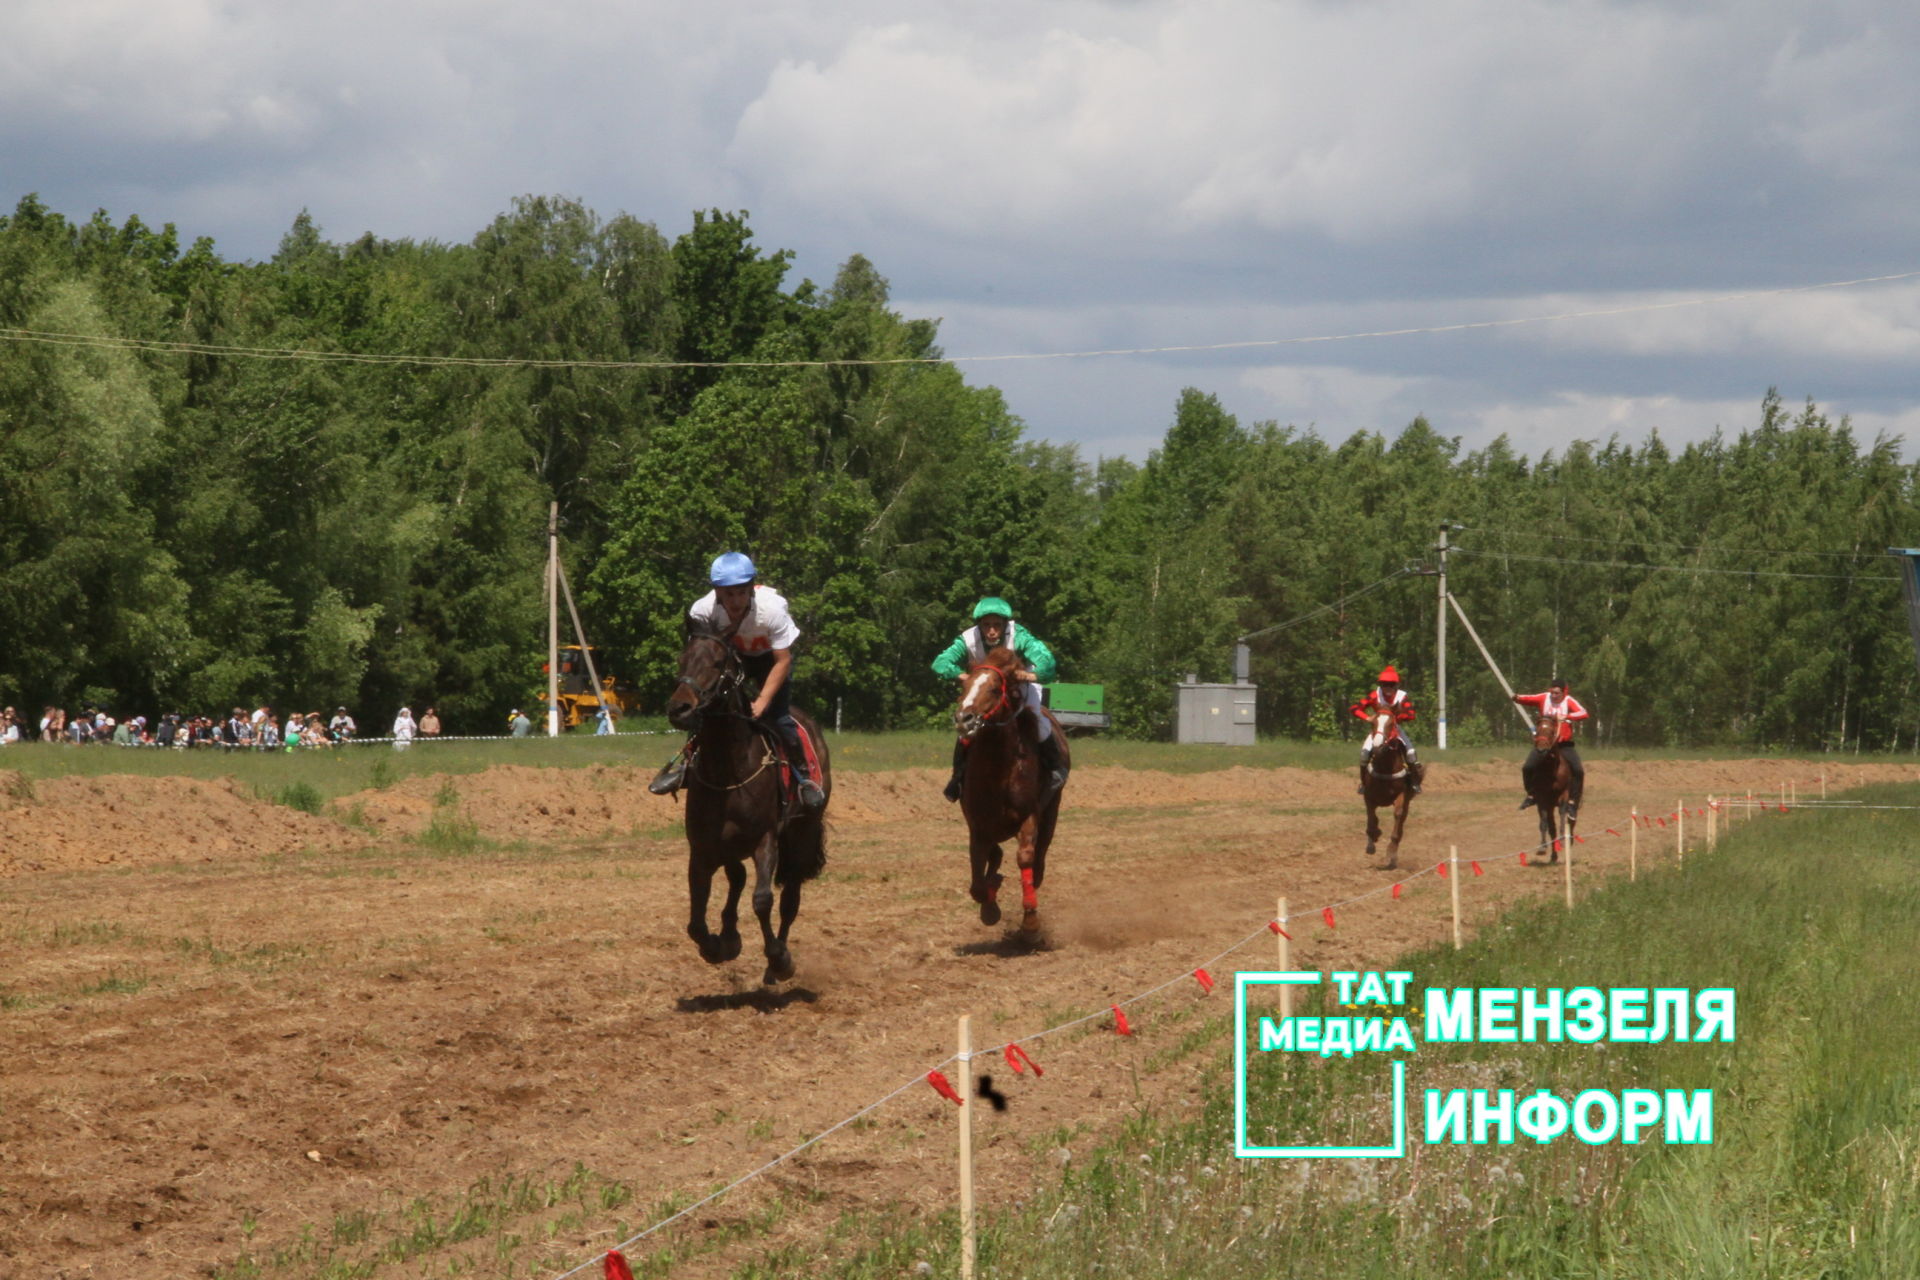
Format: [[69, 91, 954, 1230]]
[[1276, 896, 1292, 1020], [958, 1014, 974, 1280], [1449, 846, 1463, 950], [1630, 806, 1638, 881]]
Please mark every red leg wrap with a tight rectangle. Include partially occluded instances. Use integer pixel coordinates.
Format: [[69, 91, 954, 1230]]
[[1020, 865, 1037, 910]]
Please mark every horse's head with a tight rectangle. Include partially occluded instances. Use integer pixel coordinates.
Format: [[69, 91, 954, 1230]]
[[954, 646, 1020, 739], [1532, 712, 1560, 751], [666, 615, 744, 732], [1369, 709, 1406, 761]]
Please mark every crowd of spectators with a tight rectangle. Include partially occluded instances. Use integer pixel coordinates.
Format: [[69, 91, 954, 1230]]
[[0, 704, 443, 749]]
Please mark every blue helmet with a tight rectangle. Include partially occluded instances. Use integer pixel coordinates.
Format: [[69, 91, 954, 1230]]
[[709, 551, 757, 587]]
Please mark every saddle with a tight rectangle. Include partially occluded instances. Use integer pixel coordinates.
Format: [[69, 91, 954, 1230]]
[[758, 719, 824, 818]]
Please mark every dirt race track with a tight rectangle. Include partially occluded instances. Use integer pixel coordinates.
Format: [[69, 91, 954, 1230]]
[[2, 755, 1911, 1279]]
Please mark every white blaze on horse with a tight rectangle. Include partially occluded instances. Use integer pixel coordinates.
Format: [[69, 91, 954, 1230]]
[[1360, 708, 1417, 869]]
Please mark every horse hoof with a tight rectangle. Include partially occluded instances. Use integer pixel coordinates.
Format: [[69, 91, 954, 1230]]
[[762, 952, 795, 985], [980, 898, 1002, 927], [1020, 909, 1041, 935], [1365, 841, 1377, 857], [696, 937, 729, 965], [718, 931, 743, 962]]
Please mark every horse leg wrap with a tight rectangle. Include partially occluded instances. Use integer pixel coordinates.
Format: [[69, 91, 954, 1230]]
[[1020, 866, 1037, 911]]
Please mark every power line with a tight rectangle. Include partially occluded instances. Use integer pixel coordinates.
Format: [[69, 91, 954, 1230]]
[[3, 269, 1917, 371], [1237, 568, 1420, 643], [1450, 546, 1896, 582], [1467, 526, 1894, 562]]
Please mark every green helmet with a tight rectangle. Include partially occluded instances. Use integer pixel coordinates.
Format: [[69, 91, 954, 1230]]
[[972, 596, 1014, 622]]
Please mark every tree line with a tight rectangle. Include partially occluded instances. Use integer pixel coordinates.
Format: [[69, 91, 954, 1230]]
[[1, 193, 1914, 749]]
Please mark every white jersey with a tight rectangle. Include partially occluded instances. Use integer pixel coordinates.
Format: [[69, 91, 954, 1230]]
[[689, 584, 801, 655]]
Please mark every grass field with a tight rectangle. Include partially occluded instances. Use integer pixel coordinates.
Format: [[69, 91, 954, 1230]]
[[795, 783, 1920, 1280], [1, 727, 1897, 799]]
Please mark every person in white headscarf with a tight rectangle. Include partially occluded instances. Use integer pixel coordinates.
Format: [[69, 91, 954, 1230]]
[[392, 706, 417, 751]]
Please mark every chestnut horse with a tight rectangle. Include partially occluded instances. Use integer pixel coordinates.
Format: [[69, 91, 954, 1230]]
[[1523, 712, 1576, 865], [665, 618, 830, 985], [953, 647, 1067, 934], [1360, 708, 1416, 869]]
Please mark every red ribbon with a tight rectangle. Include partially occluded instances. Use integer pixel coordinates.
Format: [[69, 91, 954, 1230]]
[[606, 1251, 636, 1280], [1269, 920, 1291, 940], [1606, 828, 1620, 837], [1778, 802, 1787, 813], [1574, 834, 1586, 844], [1657, 817, 1667, 828], [1470, 860, 1483, 876], [926, 1070, 964, 1106], [1552, 839, 1563, 854], [1518, 850, 1528, 864], [1391, 882, 1402, 900], [1111, 1005, 1133, 1035], [1436, 860, 1448, 878], [1004, 1043, 1043, 1077], [1322, 906, 1336, 930]]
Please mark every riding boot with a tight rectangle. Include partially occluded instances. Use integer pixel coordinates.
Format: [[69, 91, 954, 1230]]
[[774, 718, 826, 814], [649, 747, 689, 796], [1036, 731, 1069, 794], [944, 738, 969, 802], [1409, 761, 1425, 795], [1357, 749, 1371, 795]]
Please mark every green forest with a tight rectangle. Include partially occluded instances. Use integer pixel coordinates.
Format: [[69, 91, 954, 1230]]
[[2, 193, 1915, 748]]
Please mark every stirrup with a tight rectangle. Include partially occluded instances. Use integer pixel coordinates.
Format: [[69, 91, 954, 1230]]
[[648, 757, 685, 796], [796, 778, 826, 813]]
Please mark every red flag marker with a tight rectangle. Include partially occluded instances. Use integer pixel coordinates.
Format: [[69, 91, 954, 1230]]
[[1553, 839, 1563, 854], [606, 1251, 636, 1280], [926, 1070, 964, 1106], [1322, 906, 1337, 930], [1111, 1005, 1133, 1035], [1518, 850, 1528, 864], [1268, 920, 1291, 940], [1778, 802, 1788, 813], [1004, 1043, 1043, 1077], [1574, 834, 1587, 845], [1470, 860, 1484, 876], [1193, 968, 1215, 995], [1436, 860, 1449, 879], [1606, 828, 1621, 837], [1391, 882, 1402, 900], [1657, 817, 1667, 828]]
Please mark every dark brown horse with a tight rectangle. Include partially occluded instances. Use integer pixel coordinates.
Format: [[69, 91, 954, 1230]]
[[952, 647, 1067, 935], [664, 619, 830, 985], [1523, 712, 1576, 865], [1360, 708, 1416, 869]]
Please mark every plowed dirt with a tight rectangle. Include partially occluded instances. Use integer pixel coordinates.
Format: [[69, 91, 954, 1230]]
[[0, 755, 1905, 1278]]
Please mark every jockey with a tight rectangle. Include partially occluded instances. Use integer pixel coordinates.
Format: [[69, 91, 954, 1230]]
[[932, 597, 1067, 801], [647, 551, 825, 813], [1351, 665, 1423, 794], [1515, 676, 1587, 815]]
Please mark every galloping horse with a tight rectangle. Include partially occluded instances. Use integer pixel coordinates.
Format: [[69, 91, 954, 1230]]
[[953, 647, 1067, 934], [1523, 712, 1576, 865], [1360, 708, 1416, 869], [665, 618, 830, 985]]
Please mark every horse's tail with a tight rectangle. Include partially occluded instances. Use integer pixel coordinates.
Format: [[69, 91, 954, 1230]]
[[777, 819, 826, 885]]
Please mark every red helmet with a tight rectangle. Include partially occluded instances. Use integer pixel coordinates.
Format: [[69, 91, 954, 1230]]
[[1378, 666, 1401, 684]]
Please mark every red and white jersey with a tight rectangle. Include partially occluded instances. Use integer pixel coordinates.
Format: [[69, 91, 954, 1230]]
[[1351, 686, 1416, 723], [689, 584, 801, 655], [1516, 690, 1588, 742]]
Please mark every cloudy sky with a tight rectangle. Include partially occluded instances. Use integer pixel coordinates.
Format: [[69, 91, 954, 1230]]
[[6, 0, 1920, 460]]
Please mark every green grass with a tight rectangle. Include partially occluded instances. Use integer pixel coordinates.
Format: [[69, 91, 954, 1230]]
[[751, 782, 1920, 1280]]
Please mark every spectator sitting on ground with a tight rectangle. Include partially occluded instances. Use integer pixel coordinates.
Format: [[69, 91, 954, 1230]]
[[329, 707, 357, 740]]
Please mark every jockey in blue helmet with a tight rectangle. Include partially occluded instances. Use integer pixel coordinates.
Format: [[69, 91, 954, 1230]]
[[648, 552, 825, 812]]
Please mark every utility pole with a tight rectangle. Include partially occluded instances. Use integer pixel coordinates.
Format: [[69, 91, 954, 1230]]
[[1436, 522, 1450, 750], [547, 501, 560, 738]]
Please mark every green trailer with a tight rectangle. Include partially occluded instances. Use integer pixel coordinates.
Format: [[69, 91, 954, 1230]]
[[1046, 683, 1110, 731]]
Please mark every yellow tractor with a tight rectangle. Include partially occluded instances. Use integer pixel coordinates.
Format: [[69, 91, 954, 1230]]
[[540, 645, 645, 730]]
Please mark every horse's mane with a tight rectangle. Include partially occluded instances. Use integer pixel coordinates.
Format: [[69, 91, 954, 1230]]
[[976, 646, 1021, 673], [684, 612, 727, 641]]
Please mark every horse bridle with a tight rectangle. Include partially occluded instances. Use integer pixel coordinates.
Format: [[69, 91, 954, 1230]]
[[675, 632, 750, 724], [957, 664, 1017, 738]]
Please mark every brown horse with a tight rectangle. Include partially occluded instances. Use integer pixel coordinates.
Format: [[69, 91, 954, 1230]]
[[1523, 712, 1576, 865], [953, 647, 1067, 935], [664, 619, 830, 985], [1360, 708, 1416, 869]]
